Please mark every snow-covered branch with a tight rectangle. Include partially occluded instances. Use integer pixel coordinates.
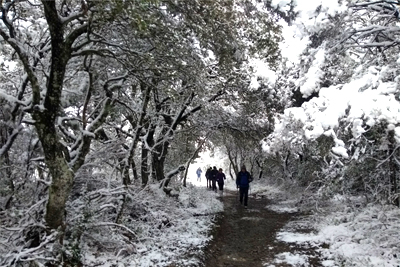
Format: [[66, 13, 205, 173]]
[[0, 126, 23, 158]]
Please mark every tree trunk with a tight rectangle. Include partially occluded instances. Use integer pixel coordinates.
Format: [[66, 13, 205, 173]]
[[388, 130, 399, 206], [122, 82, 152, 186], [227, 149, 239, 176], [182, 138, 207, 187], [141, 141, 150, 186], [35, 113, 74, 230], [163, 165, 185, 190], [142, 122, 156, 185], [255, 158, 263, 179], [45, 158, 74, 230], [34, 2, 75, 230], [281, 151, 291, 180], [0, 149, 14, 209], [153, 144, 168, 181], [229, 162, 235, 180], [151, 124, 170, 181], [0, 152, 13, 192]]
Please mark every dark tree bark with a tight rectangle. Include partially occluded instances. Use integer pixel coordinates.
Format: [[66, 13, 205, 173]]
[[227, 149, 239, 176], [388, 130, 399, 207], [152, 131, 170, 181], [34, 1, 75, 230], [143, 122, 156, 185], [141, 142, 150, 186], [0, 0, 103, 230], [122, 82, 152, 186]]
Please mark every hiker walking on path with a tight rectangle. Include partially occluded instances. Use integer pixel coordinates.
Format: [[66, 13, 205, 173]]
[[210, 166, 219, 191], [196, 167, 202, 182], [205, 167, 212, 188], [216, 168, 226, 193], [236, 166, 253, 208]]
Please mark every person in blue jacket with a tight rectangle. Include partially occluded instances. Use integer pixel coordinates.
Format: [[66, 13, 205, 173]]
[[196, 167, 202, 182], [236, 166, 253, 208]]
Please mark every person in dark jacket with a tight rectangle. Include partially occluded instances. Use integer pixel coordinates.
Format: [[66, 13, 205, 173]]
[[215, 168, 226, 192], [236, 166, 253, 208], [205, 167, 212, 188], [210, 166, 219, 191]]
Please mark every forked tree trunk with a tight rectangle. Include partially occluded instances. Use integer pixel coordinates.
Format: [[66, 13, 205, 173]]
[[152, 126, 170, 181], [122, 83, 152, 185]]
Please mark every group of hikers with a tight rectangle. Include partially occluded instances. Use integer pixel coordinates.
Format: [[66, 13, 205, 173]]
[[204, 166, 227, 192], [199, 165, 253, 208]]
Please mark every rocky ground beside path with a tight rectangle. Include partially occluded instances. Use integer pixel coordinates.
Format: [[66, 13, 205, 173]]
[[203, 190, 324, 267]]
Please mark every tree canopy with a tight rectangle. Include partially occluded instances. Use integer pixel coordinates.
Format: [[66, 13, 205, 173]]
[[4, 0, 400, 266], [0, 0, 285, 265]]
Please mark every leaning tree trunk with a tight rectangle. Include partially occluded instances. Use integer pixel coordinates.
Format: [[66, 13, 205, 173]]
[[227, 149, 239, 176], [182, 137, 207, 187]]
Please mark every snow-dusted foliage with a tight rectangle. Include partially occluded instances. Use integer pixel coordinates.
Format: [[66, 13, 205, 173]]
[[0, 1, 286, 265], [247, 181, 400, 267], [276, 196, 400, 267], [262, 0, 400, 205], [1, 177, 222, 267], [72, 184, 222, 267]]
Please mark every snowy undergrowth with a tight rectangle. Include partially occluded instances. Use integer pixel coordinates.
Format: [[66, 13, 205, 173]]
[[273, 191, 400, 267], [273, 252, 309, 267], [79, 184, 223, 267], [249, 180, 301, 214], [243, 179, 289, 200], [0, 182, 222, 267], [245, 180, 400, 266], [230, 180, 400, 266]]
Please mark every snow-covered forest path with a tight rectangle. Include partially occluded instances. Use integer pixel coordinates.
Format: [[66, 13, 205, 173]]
[[203, 191, 323, 267]]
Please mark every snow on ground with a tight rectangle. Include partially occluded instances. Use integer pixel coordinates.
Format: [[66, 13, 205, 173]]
[[236, 178, 400, 267], [266, 189, 400, 267], [81, 150, 230, 267], [279, 202, 400, 267], [266, 199, 299, 213], [81, 184, 223, 267], [272, 252, 309, 267]]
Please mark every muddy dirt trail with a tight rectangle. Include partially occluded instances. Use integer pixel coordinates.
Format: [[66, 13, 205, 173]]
[[203, 190, 323, 267]]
